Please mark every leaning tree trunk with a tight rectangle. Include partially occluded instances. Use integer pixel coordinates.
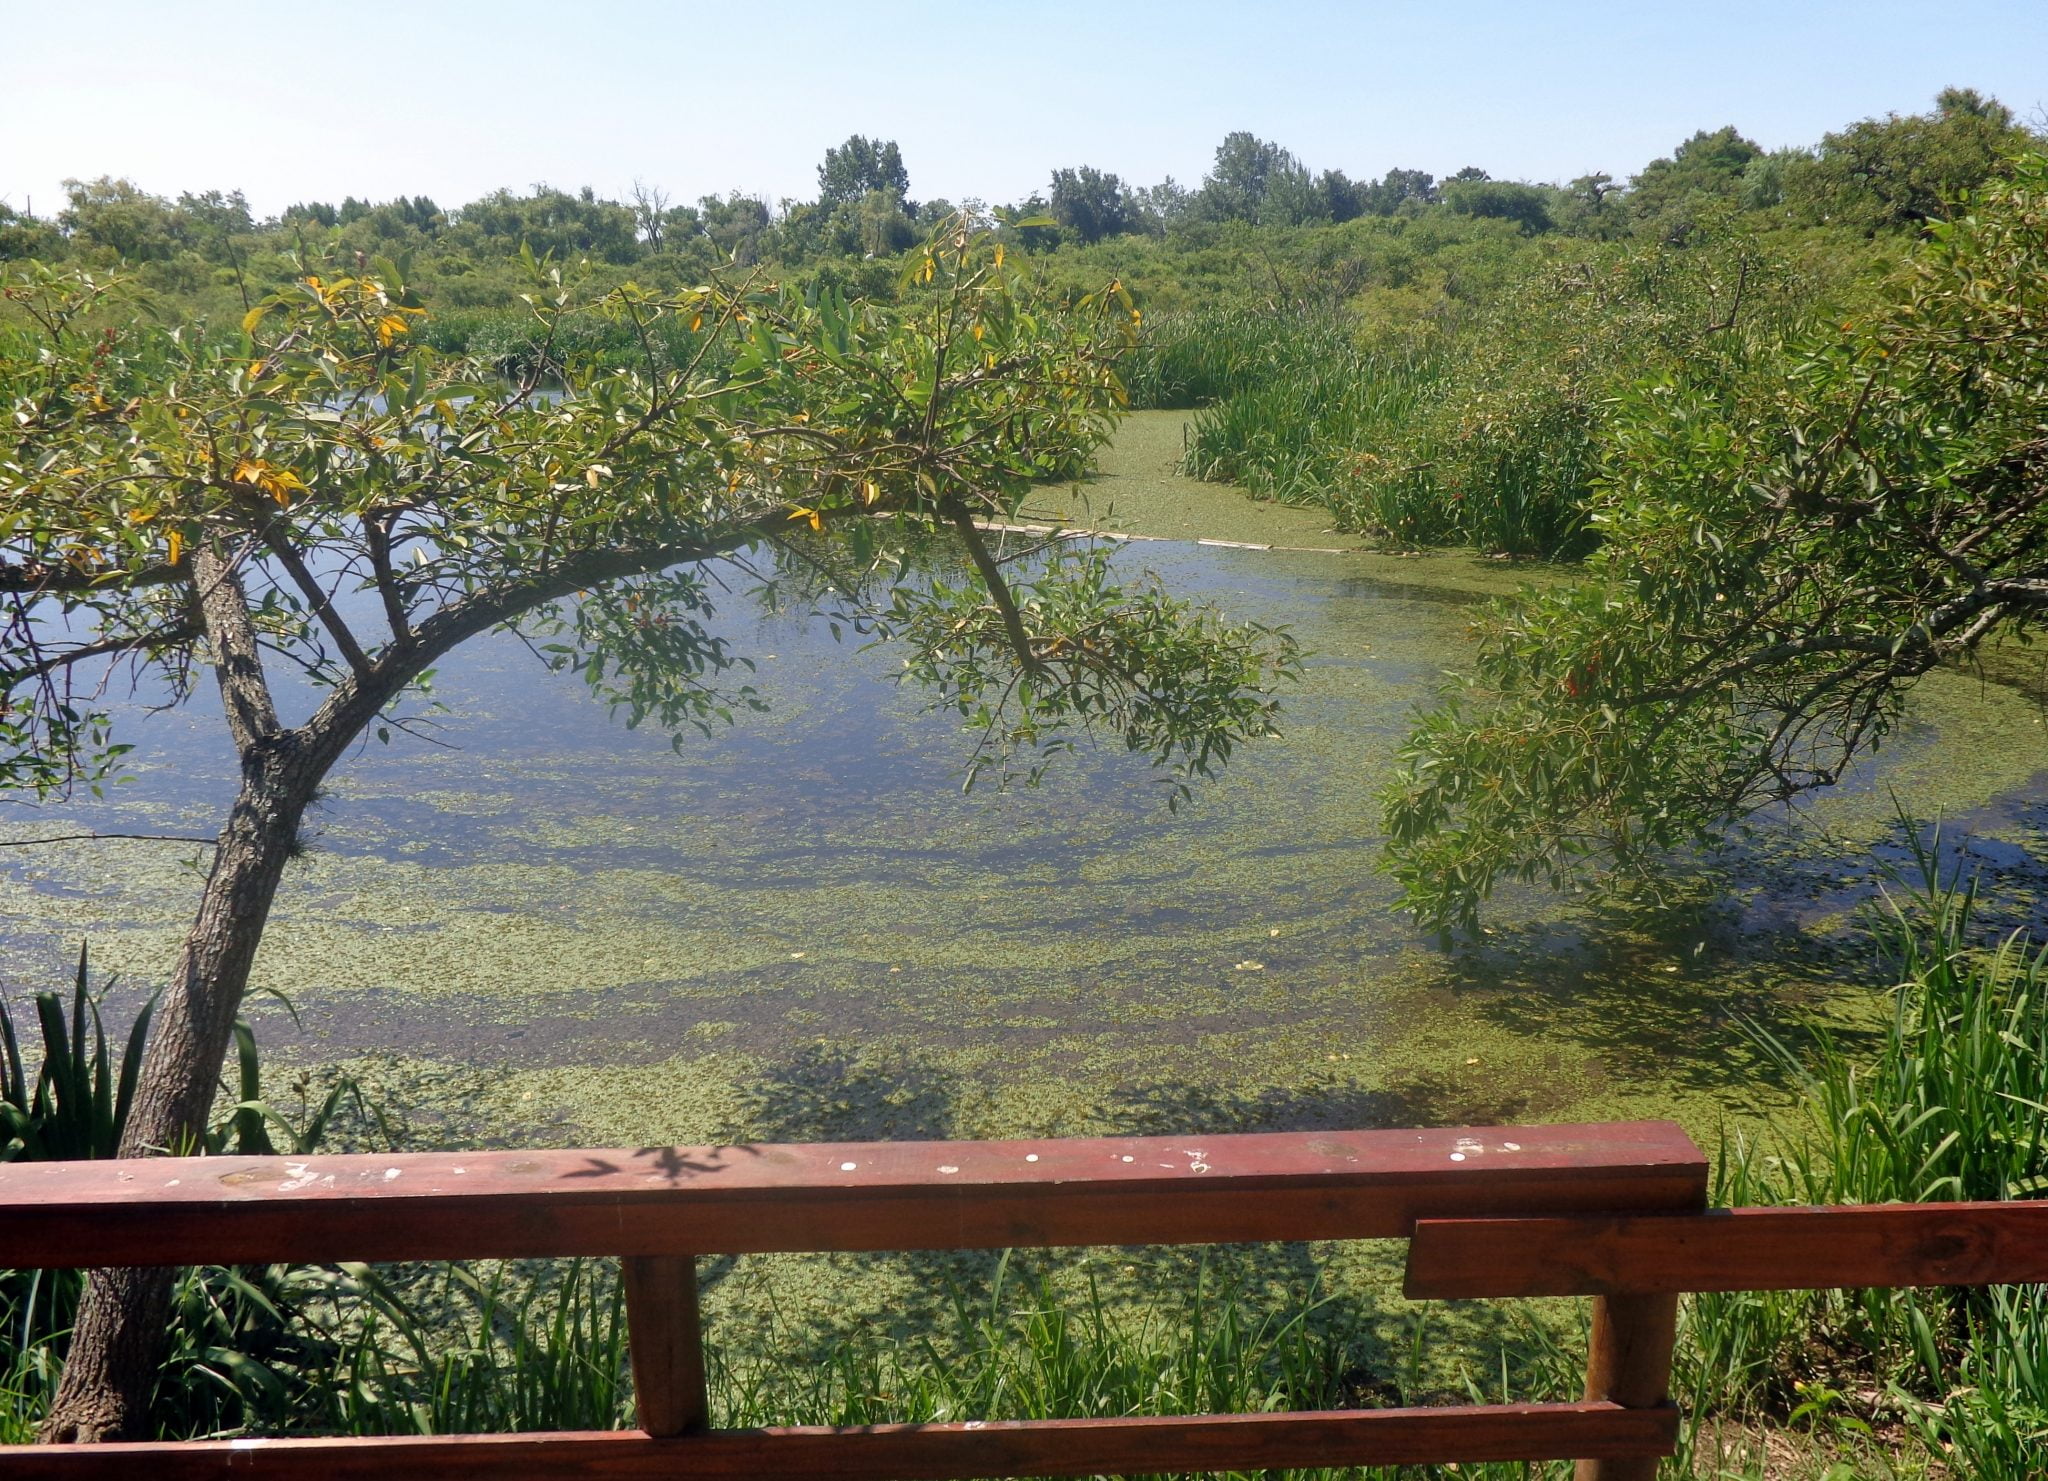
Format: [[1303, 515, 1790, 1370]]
[[37, 741, 322, 1442], [38, 543, 344, 1444]]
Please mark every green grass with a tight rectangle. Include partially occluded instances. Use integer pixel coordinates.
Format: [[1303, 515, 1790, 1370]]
[[1126, 238, 1828, 559], [1674, 821, 2048, 1477]]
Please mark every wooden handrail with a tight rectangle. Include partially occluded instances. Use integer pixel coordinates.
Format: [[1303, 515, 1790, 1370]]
[[20, 1406, 1685, 1479], [1, 1121, 1707, 1479], [24, 1123, 2040, 1478], [0, 1122, 1710, 1267], [1405, 1200, 2048, 1298]]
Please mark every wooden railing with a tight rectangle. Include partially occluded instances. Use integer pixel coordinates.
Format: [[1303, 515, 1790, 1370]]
[[0, 1119, 2038, 1479]]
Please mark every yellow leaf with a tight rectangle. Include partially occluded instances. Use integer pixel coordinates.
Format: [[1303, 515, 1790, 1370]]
[[690, 312, 704, 333], [235, 458, 305, 505], [166, 529, 183, 565], [993, 244, 1005, 268], [375, 314, 411, 346], [971, 324, 984, 342], [788, 506, 823, 532]]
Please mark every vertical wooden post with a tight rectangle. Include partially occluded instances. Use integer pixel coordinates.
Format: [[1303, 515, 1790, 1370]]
[[1575, 1291, 1679, 1481], [623, 1255, 709, 1437]]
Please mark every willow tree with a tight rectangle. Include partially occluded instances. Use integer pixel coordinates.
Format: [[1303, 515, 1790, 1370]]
[[1383, 156, 2048, 937], [1, 222, 1296, 1441]]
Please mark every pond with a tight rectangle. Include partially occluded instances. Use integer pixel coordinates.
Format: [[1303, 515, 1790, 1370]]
[[4, 410, 2045, 1363], [5, 408, 2046, 1143]]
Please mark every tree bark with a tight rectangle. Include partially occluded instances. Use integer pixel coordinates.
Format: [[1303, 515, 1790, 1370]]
[[39, 547, 328, 1443], [37, 744, 321, 1442]]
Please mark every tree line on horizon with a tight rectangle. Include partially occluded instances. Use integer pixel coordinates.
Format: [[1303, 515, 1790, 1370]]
[[2, 88, 2035, 287]]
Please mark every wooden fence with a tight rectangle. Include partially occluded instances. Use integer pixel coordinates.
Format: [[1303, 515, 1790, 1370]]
[[0, 1119, 2037, 1479]]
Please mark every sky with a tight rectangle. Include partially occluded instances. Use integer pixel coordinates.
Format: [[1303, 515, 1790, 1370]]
[[4, 0, 2045, 221]]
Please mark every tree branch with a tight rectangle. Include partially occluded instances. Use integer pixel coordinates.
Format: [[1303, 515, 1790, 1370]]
[[247, 506, 373, 678], [190, 544, 281, 751], [1, 620, 199, 688], [0, 832, 217, 848], [944, 501, 1044, 676]]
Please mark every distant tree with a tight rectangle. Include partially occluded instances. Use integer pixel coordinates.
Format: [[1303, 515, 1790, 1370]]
[[629, 181, 674, 249], [282, 201, 340, 230], [172, 190, 254, 264], [998, 192, 1063, 252], [1316, 169, 1367, 223], [818, 135, 910, 209], [1260, 161, 1329, 227], [848, 189, 916, 256], [456, 186, 637, 263], [1195, 131, 1319, 224], [1628, 126, 1763, 227], [1130, 177, 1191, 234], [57, 178, 185, 262], [697, 191, 773, 263], [913, 196, 959, 230], [1784, 87, 2039, 232], [1556, 173, 1625, 237], [0, 201, 63, 260], [341, 196, 444, 247], [1359, 168, 1437, 215], [1447, 166, 1491, 185], [1737, 148, 1808, 211], [1443, 177, 1554, 233], [1048, 166, 1133, 243]]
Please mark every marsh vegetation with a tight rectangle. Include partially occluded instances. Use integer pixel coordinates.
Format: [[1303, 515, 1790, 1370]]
[[5, 91, 2048, 1475]]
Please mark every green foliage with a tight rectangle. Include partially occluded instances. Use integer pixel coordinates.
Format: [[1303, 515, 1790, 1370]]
[[1140, 230, 1816, 558], [817, 136, 910, 209], [0, 949, 382, 1437], [1194, 132, 1325, 228], [1348, 232, 1814, 557], [715, 1255, 1359, 1434], [1443, 178, 1555, 234], [1383, 154, 2048, 934], [1673, 836, 2048, 1478], [0, 945, 150, 1163], [1048, 166, 1134, 245], [890, 541, 1301, 808], [1907, 1283, 2048, 1478], [4, 219, 1288, 812], [449, 186, 639, 265], [1173, 309, 1441, 507], [1629, 126, 1764, 238], [332, 1260, 629, 1436], [1783, 88, 2041, 234]]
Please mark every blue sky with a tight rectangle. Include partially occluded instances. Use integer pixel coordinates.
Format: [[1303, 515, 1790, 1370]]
[[4, 1, 2044, 219]]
